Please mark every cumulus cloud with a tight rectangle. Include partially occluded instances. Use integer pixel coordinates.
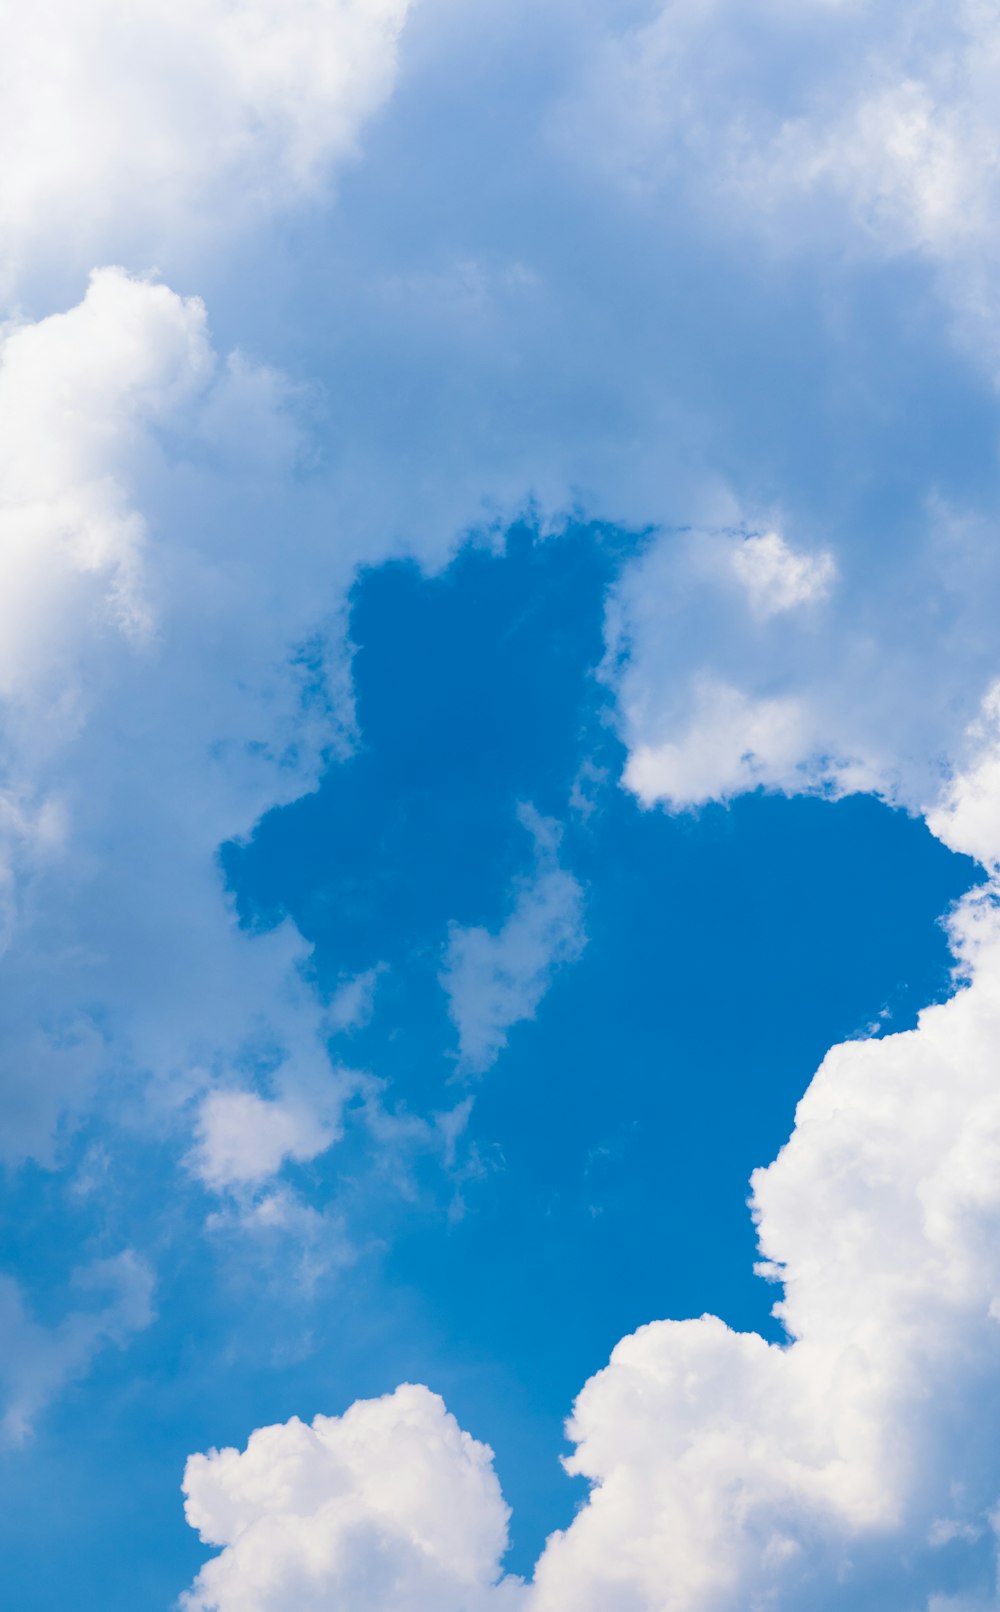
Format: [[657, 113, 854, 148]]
[[527, 864, 1000, 1611], [623, 677, 810, 810], [0, 266, 360, 1181], [181, 1384, 524, 1611], [441, 806, 585, 1072], [12, 0, 1000, 1598], [603, 501, 1000, 819], [1, 1250, 154, 1444], [0, 0, 411, 294], [0, 266, 208, 705]]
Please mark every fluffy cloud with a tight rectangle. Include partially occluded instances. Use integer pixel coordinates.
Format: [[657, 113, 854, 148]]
[[604, 500, 1000, 817], [12, 0, 1000, 1596], [623, 677, 811, 810], [1, 1250, 154, 1444], [527, 860, 1000, 1610], [0, 266, 360, 1182], [0, 0, 411, 293], [441, 806, 585, 1072], [730, 531, 835, 619], [0, 266, 208, 706], [181, 1384, 525, 1611]]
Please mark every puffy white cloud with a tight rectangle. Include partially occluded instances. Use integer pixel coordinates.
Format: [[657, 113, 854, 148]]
[[528, 859, 1000, 1610], [14, 1, 1000, 1596], [0, 0, 411, 294], [441, 806, 585, 1072], [603, 498, 1000, 821], [623, 677, 810, 810], [189, 1090, 343, 1191], [0, 1250, 154, 1444], [181, 1384, 525, 1611], [0, 266, 208, 705]]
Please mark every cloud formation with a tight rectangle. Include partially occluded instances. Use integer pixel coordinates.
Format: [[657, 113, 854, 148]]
[[184, 818, 1000, 1607], [0, 0, 411, 293], [181, 1384, 523, 1611], [7, 0, 1000, 1600], [0, 266, 358, 1179]]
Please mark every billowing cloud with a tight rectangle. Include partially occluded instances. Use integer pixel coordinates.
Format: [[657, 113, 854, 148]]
[[0, 0, 411, 293], [9, 0, 1000, 1599], [0, 266, 359, 1179], [181, 1384, 524, 1611], [441, 806, 585, 1072]]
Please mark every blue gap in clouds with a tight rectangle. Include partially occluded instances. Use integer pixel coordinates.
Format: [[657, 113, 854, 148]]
[[223, 524, 976, 1576]]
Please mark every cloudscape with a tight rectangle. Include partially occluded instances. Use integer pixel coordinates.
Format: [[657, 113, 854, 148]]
[[4, 3, 1000, 1608]]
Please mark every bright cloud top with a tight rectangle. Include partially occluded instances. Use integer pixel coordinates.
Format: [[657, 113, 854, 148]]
[[0, 0, 410, 292], [181, 1384, 523, 1612]]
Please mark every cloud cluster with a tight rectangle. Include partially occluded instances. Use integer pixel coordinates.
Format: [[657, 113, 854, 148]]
[[185, 803, 1000, 1608], [8, 7, 1000, 1605], [0, 265, 359, 1178]]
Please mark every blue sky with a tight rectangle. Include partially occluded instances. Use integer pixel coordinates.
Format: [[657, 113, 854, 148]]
[[0, 525, 976, 1606], [6, 4, 1000, 1610]]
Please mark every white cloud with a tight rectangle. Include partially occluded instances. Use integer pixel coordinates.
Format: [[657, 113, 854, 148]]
[[928, 683, 1000, 871], [555, 0, 1000, 366], [730, 530, 836, 618], [527, 857, 1000, 1610], [603, 503, 1000, 823], [0, 1250, 154, 1443], [14, 4, 1000, 1599], [189, 1090, 343, 1191], [0, 0, 411, 295], [623, 677, 810, 810], [0, 267, 360, 1181], [181, 1384, 525, 1612], [0, 266, 208, 705], [441, 806, 585, 1072]]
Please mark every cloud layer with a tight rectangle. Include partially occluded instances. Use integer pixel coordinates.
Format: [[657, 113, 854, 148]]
[[0, 0, 410, 295], [5, 3, 1000, 1607]]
